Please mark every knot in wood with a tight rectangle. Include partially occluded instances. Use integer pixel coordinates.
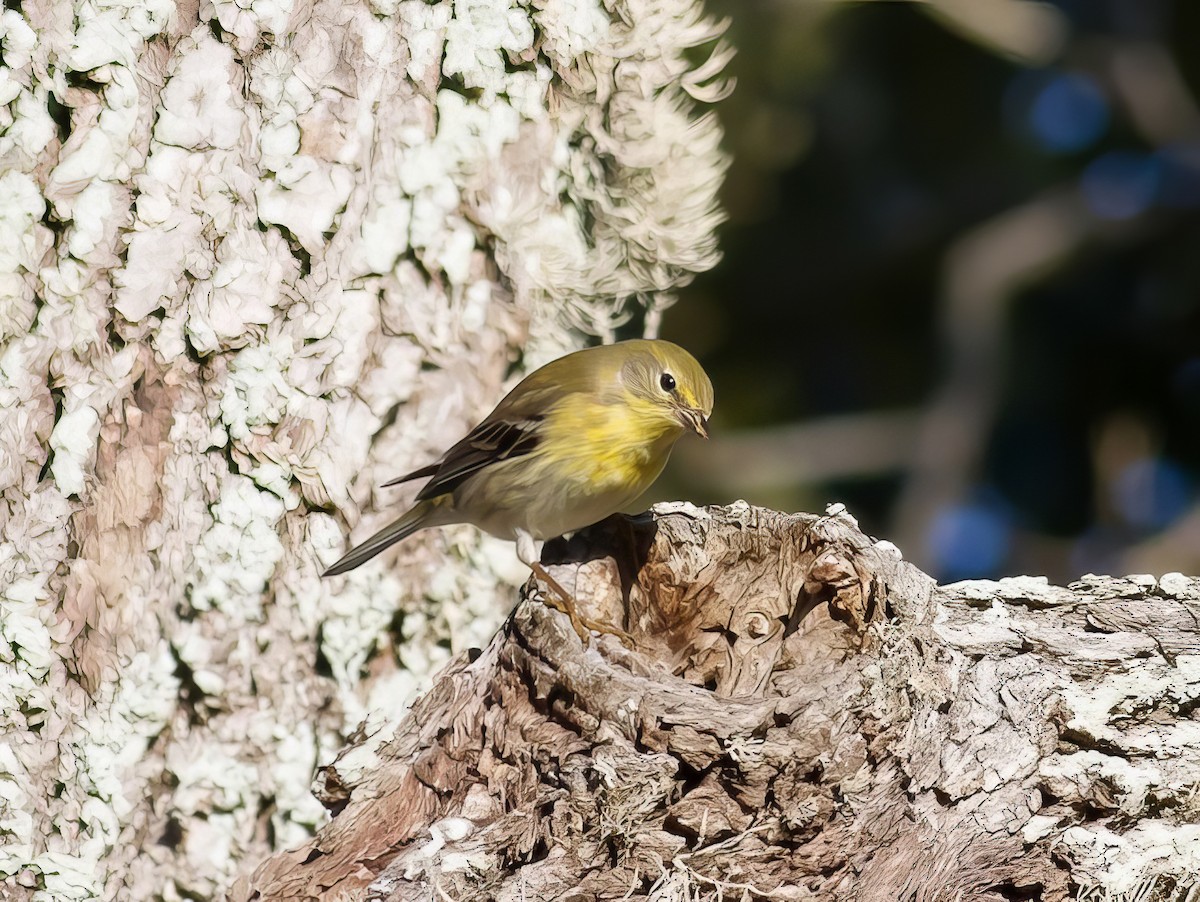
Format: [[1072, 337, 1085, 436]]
[[810, 549, 855, 586], [743, 611, 772, 638]]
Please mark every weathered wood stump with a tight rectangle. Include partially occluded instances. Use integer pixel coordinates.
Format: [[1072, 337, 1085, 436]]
[[237, 503, 1200, 901]]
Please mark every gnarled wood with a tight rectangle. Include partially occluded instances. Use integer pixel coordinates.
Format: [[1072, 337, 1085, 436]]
[[238, 503, 1200, 901]]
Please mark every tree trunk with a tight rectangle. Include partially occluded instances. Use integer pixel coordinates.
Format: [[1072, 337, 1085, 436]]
[[238, 503, 1200, 901], [0, 1, 727, 898]]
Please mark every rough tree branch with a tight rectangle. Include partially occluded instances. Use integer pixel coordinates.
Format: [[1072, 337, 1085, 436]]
[[237, 503, 1200, 901]]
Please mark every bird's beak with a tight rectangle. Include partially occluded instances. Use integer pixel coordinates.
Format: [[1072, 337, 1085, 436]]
[[679, 408, 710, 439]]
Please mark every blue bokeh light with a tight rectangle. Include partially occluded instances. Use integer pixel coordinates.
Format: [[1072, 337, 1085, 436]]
[[1081, 151, 1162, 219], [1028, 72, 1109, 154], [928, 497, 1014, 581], [1111, 457, 1192, 531]]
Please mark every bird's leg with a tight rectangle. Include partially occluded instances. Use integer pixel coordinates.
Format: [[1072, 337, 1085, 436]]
[[527, 561, 592, 643], [528, 562, 635, 648], [517, 531, 633, 647]]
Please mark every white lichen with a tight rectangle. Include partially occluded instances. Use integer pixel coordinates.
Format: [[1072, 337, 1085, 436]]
[[4, 0, 732, 897]]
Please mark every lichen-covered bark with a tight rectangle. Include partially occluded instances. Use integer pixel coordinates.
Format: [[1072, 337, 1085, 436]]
[[239, 503, 1200, 901], [0, 1, 727, 897]]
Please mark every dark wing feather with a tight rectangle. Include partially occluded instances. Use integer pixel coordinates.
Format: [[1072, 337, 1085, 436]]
[[381, 362, 574, 497], [411, 415, 543, 501], [381, 463, 441, 488]]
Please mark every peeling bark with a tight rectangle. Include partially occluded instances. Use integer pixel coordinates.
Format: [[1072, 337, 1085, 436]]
[[238, 503, 1200, 901]]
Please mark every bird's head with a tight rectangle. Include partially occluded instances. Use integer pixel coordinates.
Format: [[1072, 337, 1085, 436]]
[[618, 340, 714, 439]]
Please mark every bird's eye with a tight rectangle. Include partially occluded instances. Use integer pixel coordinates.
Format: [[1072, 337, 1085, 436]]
[[660, 372, 676, 392]]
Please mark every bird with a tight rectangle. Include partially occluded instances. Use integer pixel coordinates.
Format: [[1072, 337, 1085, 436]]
[[322, 339, 714, 641]]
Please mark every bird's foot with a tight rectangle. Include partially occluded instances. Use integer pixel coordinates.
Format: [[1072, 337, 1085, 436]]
[[528, 562, 634, 648]]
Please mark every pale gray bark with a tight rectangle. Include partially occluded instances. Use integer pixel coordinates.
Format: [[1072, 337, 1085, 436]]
[[239, 503, 1200, 902], [0, 1, 727, 898]]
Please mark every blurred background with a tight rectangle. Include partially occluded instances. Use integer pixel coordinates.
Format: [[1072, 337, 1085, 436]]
[[646, 0, 1200, 584]]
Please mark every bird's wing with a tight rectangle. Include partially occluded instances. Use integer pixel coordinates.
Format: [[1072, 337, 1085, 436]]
[[381, 463, 441, 488], [411, 414, 545, 501], [383, 365, 585, 498]]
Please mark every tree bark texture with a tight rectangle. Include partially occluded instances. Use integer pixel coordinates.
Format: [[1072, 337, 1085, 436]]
[[239, 503, 1200, 902], [0, 1, 727, 898]]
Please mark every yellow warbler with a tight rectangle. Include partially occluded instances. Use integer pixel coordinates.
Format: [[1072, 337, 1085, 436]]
[[324, 339, 714, 638]]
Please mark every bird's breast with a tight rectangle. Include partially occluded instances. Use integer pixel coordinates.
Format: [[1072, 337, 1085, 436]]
[[522, 401, 680, 532], [453, 398, 683, 542], [559, 402, 678, 490]]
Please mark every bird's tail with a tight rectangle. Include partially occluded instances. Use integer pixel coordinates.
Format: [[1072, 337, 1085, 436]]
[[322, 499, 442, 577]]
